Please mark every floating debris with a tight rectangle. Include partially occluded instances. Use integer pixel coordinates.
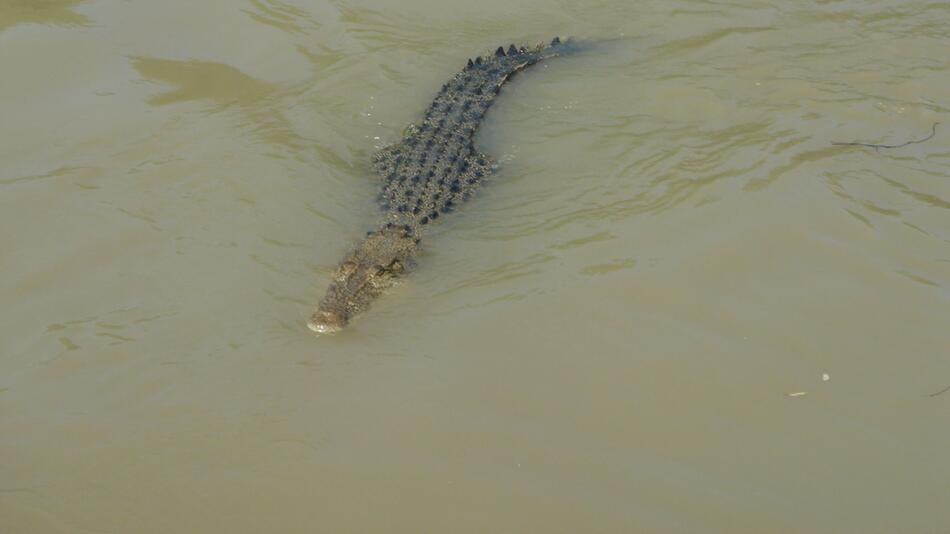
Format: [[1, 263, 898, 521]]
[[928, 385, 950, 398], [831, 122, 939, 151]]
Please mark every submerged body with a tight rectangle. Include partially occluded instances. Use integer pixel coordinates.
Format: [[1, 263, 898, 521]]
[[309, 38, 571, 333]]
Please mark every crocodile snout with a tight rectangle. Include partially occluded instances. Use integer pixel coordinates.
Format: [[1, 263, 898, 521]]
[[308, 310, 346, 334]]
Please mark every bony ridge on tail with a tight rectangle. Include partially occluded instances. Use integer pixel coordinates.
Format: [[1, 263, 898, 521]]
[[309, 37, 572, 334]]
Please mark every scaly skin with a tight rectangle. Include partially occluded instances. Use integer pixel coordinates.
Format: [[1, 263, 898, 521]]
[[309, 38, 571, 334]]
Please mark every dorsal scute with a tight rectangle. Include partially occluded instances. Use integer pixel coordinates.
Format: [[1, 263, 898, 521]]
[[374, 39, 566, 218]]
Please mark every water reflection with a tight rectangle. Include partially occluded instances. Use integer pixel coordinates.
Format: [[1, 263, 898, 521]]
[[132, 56, 306, 151], [0, 0, 89, 32], [243, 0, 318, 34], [2, 0, 950, 532], [132, 56, 277, 108]]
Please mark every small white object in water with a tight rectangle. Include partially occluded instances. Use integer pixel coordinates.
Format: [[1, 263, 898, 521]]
[[787, 391, 807, 397], [822, 373, 830, 382]]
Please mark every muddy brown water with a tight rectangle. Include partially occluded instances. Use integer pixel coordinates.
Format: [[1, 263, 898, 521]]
[[2, 1, 949, 532]]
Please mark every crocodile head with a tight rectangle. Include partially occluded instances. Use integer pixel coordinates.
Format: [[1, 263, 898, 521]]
[[308, 226, 416, 334]]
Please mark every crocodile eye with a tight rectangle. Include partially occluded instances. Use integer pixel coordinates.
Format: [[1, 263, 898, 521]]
[[335, 261, 357, 282], [368, 266, 394, 288]]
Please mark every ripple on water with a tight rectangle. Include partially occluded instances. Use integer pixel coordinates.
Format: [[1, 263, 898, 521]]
[[2, 2, 950, 531]]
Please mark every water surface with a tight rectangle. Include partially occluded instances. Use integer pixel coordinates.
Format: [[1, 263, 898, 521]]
[[2, 0, 949, 532]]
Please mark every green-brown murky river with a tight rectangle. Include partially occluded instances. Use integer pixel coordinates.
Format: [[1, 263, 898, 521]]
[[2, 1, 949, 532]]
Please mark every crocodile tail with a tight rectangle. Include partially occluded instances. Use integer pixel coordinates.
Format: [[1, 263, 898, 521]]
[[418, 37, 575, 128], [373, 37, 579, 217], [372, 38, 574, 179]]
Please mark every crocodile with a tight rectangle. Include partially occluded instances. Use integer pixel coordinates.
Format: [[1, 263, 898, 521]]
[[309, 37, 573, 334]]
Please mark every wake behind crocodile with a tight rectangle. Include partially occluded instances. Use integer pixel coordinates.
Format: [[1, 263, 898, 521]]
[[309, 38, 576, 334]]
